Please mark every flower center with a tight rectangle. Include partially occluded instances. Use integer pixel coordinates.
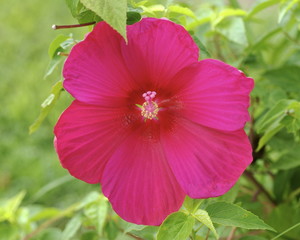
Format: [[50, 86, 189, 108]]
[[140, 91, 159, 120]]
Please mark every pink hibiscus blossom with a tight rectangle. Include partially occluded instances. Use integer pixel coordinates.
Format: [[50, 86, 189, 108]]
[[54, 18, 254, 225]]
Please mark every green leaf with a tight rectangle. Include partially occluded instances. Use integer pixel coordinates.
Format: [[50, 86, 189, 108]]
[[257, 124, 284, 151], [77, 191, 101, 209], [263, 66, 300, 98], [247, 0, 282, 19], [140, 4, 166, 17], [80, 0, 127, 41], [168, 5, 197, 19], [256, 99, 300, 150], [45, 35, 74, 78], [215, 183, 239, 203], [29, 208, 61, 222], [191, 35, 211, 58], [217, 17, 248, 46], [267, 131, 300, 172], [186, 16, 211, 31], [83, 194, 108, 235], [61, 215, 82, 240], [128, 226, 158, 240], [44, 56, 63, 78], [65, 0, 99, 23], [29, 81, 63, 134], [0, 191, 26, 223], [32, 228, 62, 240], [126, 11, 141, 25], [65, 0, 81, 17], [214, 8, 247, 26], [80, 231, 99, 240], [193, 209, 219, 239], [256, 100, 295, 133], [157, 212, 195, 240], [206, 202, 275, 231], [278, 0, 299, 24], [183, 196, 203, 213], [271, 142, 300, 170], [267, 203, 300, 239], [273, 170, 293, 202], [105, 220, 119, 240], [240, 237, 268, 240], [48, 35, 69, 58]]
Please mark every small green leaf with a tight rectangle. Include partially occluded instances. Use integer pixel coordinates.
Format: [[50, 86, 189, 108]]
[[0, 191, 26, 223], [256, 100, 295, 133], [217, 17, 248, 46], [257, 124, 284, 151], [83, 194, 108, 235], [168, 5, 197, 19], [247, 0, 281, 19], [80, 0, 127, 41], [183, 196, 203, 213], [29, 208, 61, 222], [186, 16, 211, 31], [65, 0, 100, 23], [191, 35, 211, 58], [45, 35, 74, 78], [274, 153, 300, 169], [256, 99, 300, 150], [44, 56, 63, 78], [65, 0, 81, 17], [193, 209, 219, 239], [61, 215, 82, 240], [48, 35, 69, 58], [126, 11, 141, 25], [278, 0, 299, 24], [263, 66, 300, 98], [157, 212, 195, 240], [214, 8, 247, 26], [29, 81, 63, 134], [206, 202, 275, 231]]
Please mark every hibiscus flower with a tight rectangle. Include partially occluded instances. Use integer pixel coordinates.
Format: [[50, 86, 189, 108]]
[[54, 18, 254, 225]]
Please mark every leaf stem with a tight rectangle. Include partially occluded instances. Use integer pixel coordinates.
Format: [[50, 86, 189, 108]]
[[52, 22, 96, 30]]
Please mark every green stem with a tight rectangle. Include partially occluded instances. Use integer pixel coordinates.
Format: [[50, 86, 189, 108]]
[[22, 203, 80, 240], [271, 222, 300, 240]]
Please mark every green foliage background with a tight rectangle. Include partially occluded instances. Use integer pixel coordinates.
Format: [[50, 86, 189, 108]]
[[1, 0, 300, 239]]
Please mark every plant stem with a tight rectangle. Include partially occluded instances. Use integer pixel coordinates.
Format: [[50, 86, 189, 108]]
[[244, 170, 276, 206], [205, 229, 210, 240], [22, 203, 79, 240], [52, 22, 96, 30], [227, 227, 236, 240], [271, 222, 300, 240]]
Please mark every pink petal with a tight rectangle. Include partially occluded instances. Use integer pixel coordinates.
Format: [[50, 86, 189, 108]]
[[63, 22, 133, 105], [121, 18, 199, 89], [101, 127, 185, 225], [176, 59, 254, 131], [54, 100, 133, 184], [162, 118, 252, 198]]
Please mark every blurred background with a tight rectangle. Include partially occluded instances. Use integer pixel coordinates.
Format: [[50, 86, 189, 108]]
[[0, 0, 98, 206], [1, 0, 300, 239]]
